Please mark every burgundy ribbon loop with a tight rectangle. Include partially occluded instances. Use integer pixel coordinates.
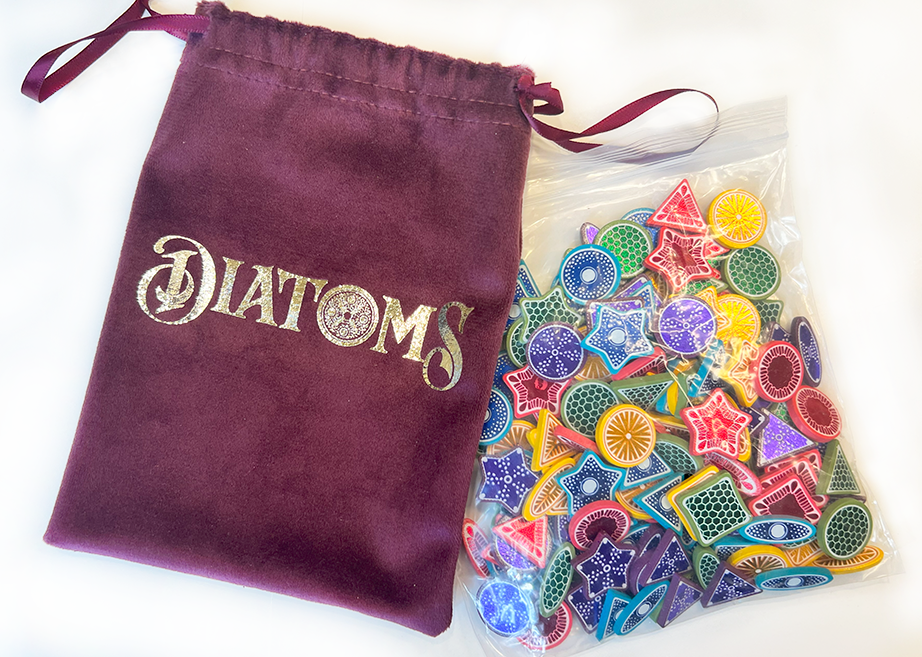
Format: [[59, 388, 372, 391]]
[[521, 80, 565, 116], [21, 0, 209, 103], [516, 76, 718, 154]]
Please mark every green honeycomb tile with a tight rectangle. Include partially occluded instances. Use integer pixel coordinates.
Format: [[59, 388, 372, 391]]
[[752, 298, 784, 328], [561, 380, 618, 436], [817, 497, 872, 560], [505, 317, 528, 367], [539, 542, 576, 616], [722, 245, 781, 300], [693, 545, 721, 587], [654, 435, 704, 475], [594, 220, 653, 279], [816, 439, 861, 496], [520, 286, 583, 340], [674, 471, 752, 546]]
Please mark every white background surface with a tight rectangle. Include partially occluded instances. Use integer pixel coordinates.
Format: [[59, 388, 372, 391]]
[[3, 1, 922, 655]]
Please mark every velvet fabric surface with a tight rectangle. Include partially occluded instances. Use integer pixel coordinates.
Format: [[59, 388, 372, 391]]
[[44, 2, 531, 636]]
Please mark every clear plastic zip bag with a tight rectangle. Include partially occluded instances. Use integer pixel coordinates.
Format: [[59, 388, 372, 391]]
[[456, 99, 899, 656]]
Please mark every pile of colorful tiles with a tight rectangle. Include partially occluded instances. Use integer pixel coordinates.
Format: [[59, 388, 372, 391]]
[[463, 181, 882, 650]]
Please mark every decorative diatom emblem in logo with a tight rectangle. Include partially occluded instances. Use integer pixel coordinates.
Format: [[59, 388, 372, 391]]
[[315, 284, 380, 347]]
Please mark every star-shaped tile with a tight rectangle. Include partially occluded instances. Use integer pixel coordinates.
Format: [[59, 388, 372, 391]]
[[478, 447, 540, 514], [644, 228, 728, 291], [502, 366, 571, 418], [556, 452, 626, 513], [721, 339, 760, 407], [647, 179, 708, 234], [585, 298, 644, 329], [519, 285, 583, 339], [573, 533, 637, 599], [612, 346, 667, 380], [581, 307, 654, 375], [567, 584, 606, 633], [528, 409, 581, 471], [681, 389, 751, 459]]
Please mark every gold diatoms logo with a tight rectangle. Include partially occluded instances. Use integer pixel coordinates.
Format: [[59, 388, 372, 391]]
[[136, 235, 472, 391]]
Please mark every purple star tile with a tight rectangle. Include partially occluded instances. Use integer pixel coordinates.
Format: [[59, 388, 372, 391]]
[[573, 533, 637, 599], [478, 447, 539, 514], [566, 583, 605, 633]]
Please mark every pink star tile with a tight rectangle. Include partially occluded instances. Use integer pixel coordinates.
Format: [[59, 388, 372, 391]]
[[681, 389, 751, 459], [644, 228, 727, 291], [502, 366, 571, 418]]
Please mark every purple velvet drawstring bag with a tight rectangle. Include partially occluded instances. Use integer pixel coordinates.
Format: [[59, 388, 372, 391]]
[[24, 0, 707, 637], [26, 1, 533, 635]]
